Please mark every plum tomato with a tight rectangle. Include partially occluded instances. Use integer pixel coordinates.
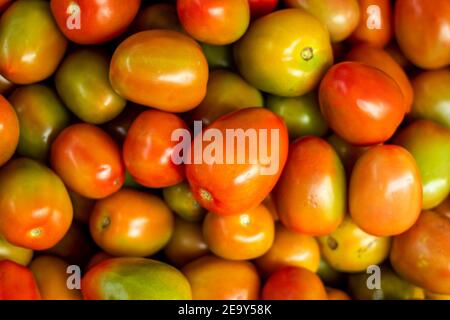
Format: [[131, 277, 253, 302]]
[[0, 235, 33, 266], [0, 95, 19, 166], [163, 181, 206, 222], [0, 260, 41, 300], [248, 0, 278, 19]]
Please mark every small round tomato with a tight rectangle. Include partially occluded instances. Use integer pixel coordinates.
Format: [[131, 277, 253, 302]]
[[186, 108, 289, 216], [395, 0, 450, 69], [50, 0, 141, 44], [255, 223, 320, 276], [90, 189, 174, 257], [177, 0, 250, 45], [319, 62, 405, 146], [182, 255, 260, 300], [0, 235, 33, 266], [132, 4, 184, 33], [234, 8, 333, 97], [327, 134, 370, 176], [0, 95, 19, 166], [326, 288, 351, 300], [30, 255, 82, 300], [275, 136, 346, 236], [390, 210, 450, 295], [262, 266, 327, 300], [163, 182, 205, 222], [9, 84, 70, 161], [349, 145, 422, 236], [318, 216, 391, 272], [55, 49, 126, 124], [0, 260, 41, 300], [200, 44, 234, 69], [123, 110, 188, 188], [0, 0, 67, 84], [248, 0, 278, 19], [51, 123, 125, 199], [0, 158, 72, 250], [110, 30, 209, 113]]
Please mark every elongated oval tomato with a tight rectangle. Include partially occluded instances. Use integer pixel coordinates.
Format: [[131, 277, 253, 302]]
[[0, 95, 19, 166], [186, 108, 289, 216], [0, 260, 41, 300]]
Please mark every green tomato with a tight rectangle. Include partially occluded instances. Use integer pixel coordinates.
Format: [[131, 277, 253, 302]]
[[201, 43, 234, 69], [163, 182, 205, 222]]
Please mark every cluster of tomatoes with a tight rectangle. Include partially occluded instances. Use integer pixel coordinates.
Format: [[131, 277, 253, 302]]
[[0, 0, 449, 301]]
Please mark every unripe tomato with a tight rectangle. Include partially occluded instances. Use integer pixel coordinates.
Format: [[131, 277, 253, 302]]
[[163, 182, 206, 222], [0, 95, 19, 166], [0, 235, 33, 266], [0, 260, 41, 300], [248, 0, 278, 19], [131, 4, 184, 33]]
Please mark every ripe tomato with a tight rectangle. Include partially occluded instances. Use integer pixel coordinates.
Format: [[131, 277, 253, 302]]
[[349, 145, 422, 236], [50, 0, 141, 44], [0, 260, 41, 300], [234, 9, 333, 97], [0, 95, 19, 166], [132, 4, 184, 33], [90, 189, 174, 257], [327, 288, 351, 300], [186, 108, 289, 216], [177, 0, 250, 45], [182, 255, 260, 300], [0, 158, 72, 250], [110, 30, 209, 113], [248, 0, 278, 19], [163, 182, 206, 222], [0, 235, 33, 266], [51, 123, 125, 199], [319, 62, 405, 146]]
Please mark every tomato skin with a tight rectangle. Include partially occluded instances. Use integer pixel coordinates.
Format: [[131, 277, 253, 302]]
[[319, 62, 405, 146], [110, 30, 209, 113], [275, 136, 346, 236], [123, 110, 188, 188], [390, 210, 450, 295], [395, 0, 450, 69], [0, 95, 19, 167], [163, 182, 205, 222], [50, 0, 141, 44], [177, 0, 250, 45], [0, 0, 67, 84], [0, 235, 33, 266], [248, 0, 278, 19], [349, 145, 422, 236], [0, 158, 73, 251], [186, 108, 289, 216], [0, 260, 41, 300], [51, 124, 125, 199]]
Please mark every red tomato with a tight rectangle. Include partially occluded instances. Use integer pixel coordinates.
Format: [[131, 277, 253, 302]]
[[0, 260, 41, 300], [50, 0, 141, 44], [248, 0, 278, 19], [0, 95, 19, 166]]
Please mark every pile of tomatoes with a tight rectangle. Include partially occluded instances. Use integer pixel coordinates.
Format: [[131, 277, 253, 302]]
[[0, 0, 449, 301]]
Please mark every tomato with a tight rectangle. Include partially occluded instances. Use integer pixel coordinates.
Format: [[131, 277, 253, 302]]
[[275, 136, 346, 236], [90, 189, 174, 257], [319, 62, 405, 146], [182, 255, 260, 300], [267, 92, 328, 139], [164, 218, 209, 267], [318, 216, 391, 272], [248, 0, 278, 19], [346, 44, 413, 113], [83, 257, 192, 300], [50, 0, 141, 45], [350, 0, 393, 47], [394, 120, 450, 210], [9, 84, 70, 161], [163, 181, 205, 222], [203, 204, 274, 260], [410, 69, 450, 130], [201, 44, 234, 70], [284, 0, 360, 42], [255, 223, 320, 276], [395, 0, 450, 69], [186, 108, 289, 216], [132, 4, 184, 33], [0, 158, 72, 250], [123, 110, 188, 188], [0, 260, 41, 300], [0, 95, 19, 166], [51, 123, 125, 199], [327, 134, 369, 176], [68, 190, 95, 224], [350, 145, 422, 236], [177, 0, 250, 45], [30, 255, 82, 300], [390, 210, 450, 295], [55, 49, 126, 125], [326, 288, 351, 300], [234, 9, 333, 97], [0, 235, 33, 266], [262, 266, 327, 300], [103, 104, 146, 145], [187, 69, 263, 126], [0, 0, 67, 84], [110, 30, 209, 113]]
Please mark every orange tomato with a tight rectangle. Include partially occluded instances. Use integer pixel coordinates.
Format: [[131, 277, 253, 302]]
[[0, 95, 19, 166], [0, 260, 41, 300]]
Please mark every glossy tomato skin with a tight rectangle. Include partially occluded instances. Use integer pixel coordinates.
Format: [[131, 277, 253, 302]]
[[319, 62, 405, 146], [0, 260, 41, 300], [110, 30, 209, 113], [0, 235, 33, 266], [248, 0, 278, 19], [123, 110, 188, 188], [0, 158, 73, 250], [395, 0, 450, 69], [275, 136, 346, 236], [234, 9, 333, 97], [50, 0, 141, 44], [349, 145, 422, 236], [186, 108, 289, 216], [51, 124, 125, 199], [163, 182, 206, 222], [0, 95, 19, 166], [0, 0, 67, 84], [177, 0, 250, 45], [132, 4, 184, 33]]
